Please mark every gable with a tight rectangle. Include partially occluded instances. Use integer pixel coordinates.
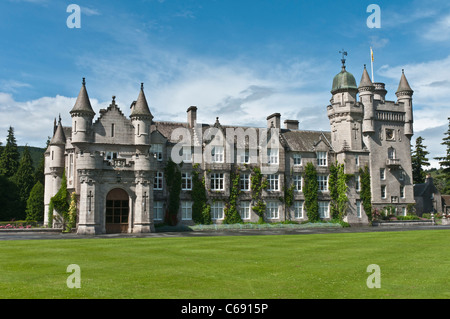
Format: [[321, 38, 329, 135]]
[[93, 105, 134, 145]]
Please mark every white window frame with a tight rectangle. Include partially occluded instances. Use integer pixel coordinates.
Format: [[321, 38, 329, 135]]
[[293, 174, 302, 191], [319, 201, 330, 218], [356, 200, 361, 218], [240, 173, 250, 191], [400, 185, 405, 198], [238, 149, 250, 164], [211, 201, 224, 220], [355, 174, 360, 192], [381, 185, 387, 199], [152, 144, 163, 161], [239, 201, 251, 220], [182, 172, 192, 190], [154, 171, 164, 190], [293, 153, 302, 166], [380, 168, 386, 180], [154, 201, 164, 220], [210, 173, 224, 191], [267, 174, 279, 191], [267, 148, 279, 165], [182, 146, 192, 163], [266, 201, 279, 219], [294, 201, 304, 219], [317, 151, 327, 166], [318, 174, 328, 192], [181, 201, 193, 220], [211, 146, 224, 163]]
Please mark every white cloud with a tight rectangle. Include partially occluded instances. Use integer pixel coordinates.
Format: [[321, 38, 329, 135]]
[[81, 7, 101, 16]]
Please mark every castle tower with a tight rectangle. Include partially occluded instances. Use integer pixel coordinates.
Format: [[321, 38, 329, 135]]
[[358, 65, 375, 134], [395, 70, 414, 138], [327, 53, 364, 152], [130, 83, 153, 146], [70, 78, 95, 144]]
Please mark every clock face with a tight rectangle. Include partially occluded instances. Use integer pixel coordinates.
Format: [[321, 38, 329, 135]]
[[386, 129, 394, 140]]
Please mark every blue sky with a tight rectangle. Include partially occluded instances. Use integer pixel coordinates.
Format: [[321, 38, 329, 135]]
[[0, 0, 449, 167]]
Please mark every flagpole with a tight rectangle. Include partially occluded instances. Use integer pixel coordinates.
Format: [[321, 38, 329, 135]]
[[370, 47, 374, 82]]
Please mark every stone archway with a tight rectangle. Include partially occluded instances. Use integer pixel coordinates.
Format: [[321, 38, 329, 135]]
[[105, 188, 130, 233]]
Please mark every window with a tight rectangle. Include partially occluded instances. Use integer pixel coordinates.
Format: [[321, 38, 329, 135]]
[[182, 172, 192, 190], [294, 201, 304, 219], [211, 201, 224, 219], [69, 154, 74, 178], [386, 128, 395, 141], [210, 173, 224, 191], [154, 171, 163, 190], [105, 151, 118, 161], [266, 201, 279, 219], [317, 151, 327, 166], [355, 155, 359, 166], [182, 146, 192, 163], [356, 200, 361, 218], [401, 207, 406, 216], [355, 174, 360, 192], [238, 149, 250, 164], [318, 175, 328, 191], [293, 174, 302, 191], [400, 185, 405, 198], [319, 201, 330, 218], [181, 201, 193, 220], [267, 174, 279, 191], [380, 168, 386, 180], [151, 144, 163, 161], [293, 153, 302, 166], [399, 170, 405, 181], [154, 201, 164, 220], [239, 201, 251, 220], [211, 146, 224, 163], [381, 185, 386, 199], [240, 174, 250, 191], [267, 148, 279, 165], [388, 147, 396, 160], [111, 123, 115, 137]]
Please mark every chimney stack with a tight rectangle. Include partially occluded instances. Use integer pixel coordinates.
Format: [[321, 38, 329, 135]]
[[187, 106, 197, 128], [284, 119, 299, 130], [267, 113, 281, 129]]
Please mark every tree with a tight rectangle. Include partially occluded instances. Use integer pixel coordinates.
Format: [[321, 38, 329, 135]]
[[0, 126, 20, 178], [304, 162, 319, 222], [435, 118, 450, 194], [0, 175, 21, 221], [12, 145, 35, 205], [25, 181, 44, 222], [411, 136, 430, 184]]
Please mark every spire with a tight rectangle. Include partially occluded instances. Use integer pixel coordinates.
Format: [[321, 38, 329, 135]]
[[358, 64, 373, 89], [50, 117, 66, 145], [130, 83, 153, 119], [70, 77, 95, 116], [396, 69, 413, 95]]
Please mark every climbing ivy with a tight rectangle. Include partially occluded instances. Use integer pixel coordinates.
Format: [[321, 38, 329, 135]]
[[65, 192, 77, 232], [164, 159, 181, 226], [359, 165, 372, 222], [223, 169, 243, 224], [329, 162, 350, 221], [304, 162, 319, 222], [280, 177, 295, 220], [250, 166, 268, 223], [48, 169, 70, 229], [191, 164, 212, 224]]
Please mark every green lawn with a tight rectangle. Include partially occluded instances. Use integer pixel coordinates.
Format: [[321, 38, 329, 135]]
[[0, 230, 449, 299]]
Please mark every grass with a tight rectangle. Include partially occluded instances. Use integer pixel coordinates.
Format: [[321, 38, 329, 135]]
[[0, 230, 449, 299]]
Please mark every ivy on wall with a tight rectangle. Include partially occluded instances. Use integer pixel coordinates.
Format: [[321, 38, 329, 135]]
[[304, 162, 319, 222], [250, 166, 268, 223], [191, 164, 212, 224], [223, 169, 243, 224], [359, 165, 372, 221], [164, 159, 181, 226], [329, 162, 350, 221], [48, 169, 70, 229]]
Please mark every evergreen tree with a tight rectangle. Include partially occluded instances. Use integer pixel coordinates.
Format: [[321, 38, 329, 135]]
[[12, 145, 35, 204], [0, 175, 21, 221], [0, 126, 20, 178], [435, 118, 450, 193], [411, 136, 430, 184], [25, 181, 44, 222]]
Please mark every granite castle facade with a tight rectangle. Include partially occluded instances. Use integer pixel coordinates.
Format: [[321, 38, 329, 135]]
[[44, 58, 415, 234]]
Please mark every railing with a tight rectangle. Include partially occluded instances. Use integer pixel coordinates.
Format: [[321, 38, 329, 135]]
[[386, 158, 401, 167]]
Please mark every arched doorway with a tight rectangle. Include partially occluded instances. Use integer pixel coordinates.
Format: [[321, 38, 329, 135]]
[[105, 188, 129, 233]]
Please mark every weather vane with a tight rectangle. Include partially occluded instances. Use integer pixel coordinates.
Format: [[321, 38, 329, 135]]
[[339, 49, 348, 69]]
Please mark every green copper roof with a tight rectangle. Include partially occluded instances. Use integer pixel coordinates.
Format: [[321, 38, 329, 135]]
[[331, 67, 357, 93]]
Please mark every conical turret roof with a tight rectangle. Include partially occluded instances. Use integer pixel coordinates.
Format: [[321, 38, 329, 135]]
[[396, 70, 413, 94], [70, 78, 95, 116], [358, 65, 373, 88], [130, 83, 153, 118], [50, 118, 66, 145]]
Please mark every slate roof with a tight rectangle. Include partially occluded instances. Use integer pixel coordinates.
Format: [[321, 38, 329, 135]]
[[70, 78, 95, 115]]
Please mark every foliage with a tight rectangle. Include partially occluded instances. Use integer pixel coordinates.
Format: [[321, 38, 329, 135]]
[[25, 181, 44, 222], [250, 166, 268, 223], [48, 170, 69, 228], [406, 203, 416, 216], [223, 169, 243, 224], [434, 118, 450, 194], [191, 164, 212, 224], [65, 192, 77, 232], [359, 166, 372, 221], [411, 136, 430, 184], [0, 126, 20, 178], [12, 145, 35, 205], [164, 159, 181, 226], [329, 162, 350, 220], [0, 174, 21, 221], [303, 162, 319, 222]]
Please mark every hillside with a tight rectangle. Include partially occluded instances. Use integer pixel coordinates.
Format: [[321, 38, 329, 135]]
[[18, 146, 46, 169]]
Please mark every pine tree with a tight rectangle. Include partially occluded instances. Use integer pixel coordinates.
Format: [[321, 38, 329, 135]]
[[0, 126, 20, 178], [412, 136, 430, 184], [0, 175, 21, 221], [25, 181, 44, 222], [435, 118, 450, 193], [12, 145, 35, 204]]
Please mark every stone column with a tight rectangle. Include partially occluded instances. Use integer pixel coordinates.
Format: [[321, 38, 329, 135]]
[[77, 170, 98, 235]]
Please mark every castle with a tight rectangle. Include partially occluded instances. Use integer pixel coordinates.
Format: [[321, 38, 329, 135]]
[[44, 56, 415, 234]]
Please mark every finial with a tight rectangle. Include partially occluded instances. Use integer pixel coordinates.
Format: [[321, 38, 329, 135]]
[[339, 49, 347, 70], [82, 77, 86, 86], [364, 64, 366, 69], [112, 96, 116, 104], [141, 83, 144, 90], [402, 69, 404, 74], [58, 113, 61, 123]]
